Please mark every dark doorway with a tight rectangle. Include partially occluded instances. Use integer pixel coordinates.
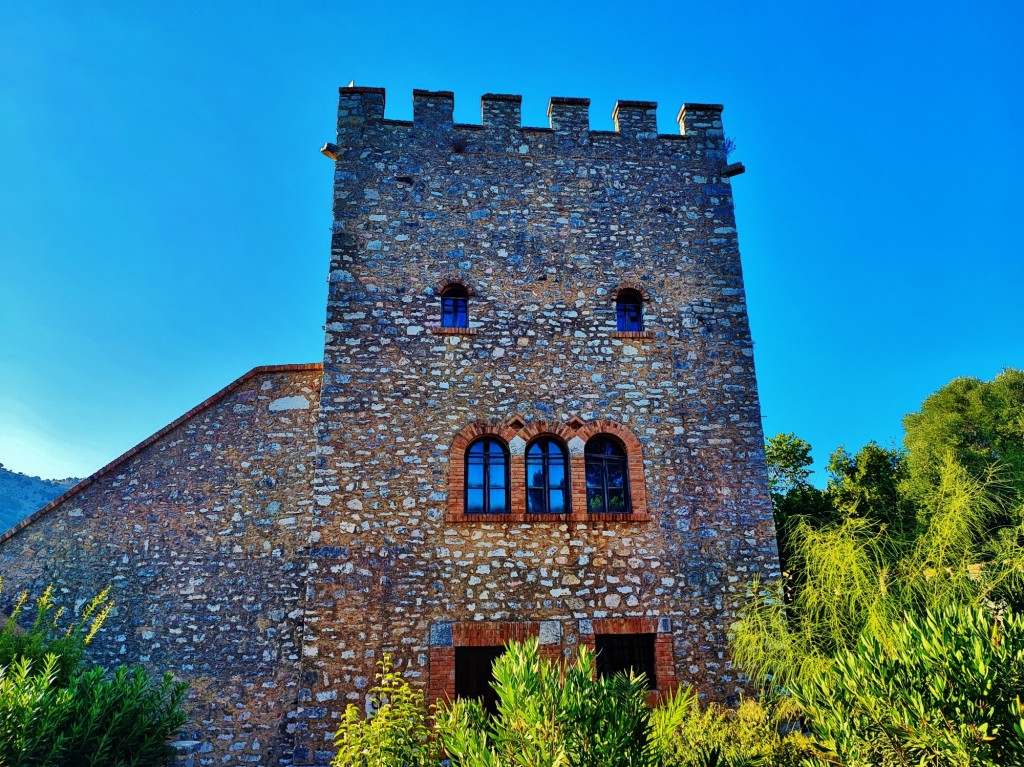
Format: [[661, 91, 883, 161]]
[[455, 645, 504, 714], [595, 633, 657, 689]]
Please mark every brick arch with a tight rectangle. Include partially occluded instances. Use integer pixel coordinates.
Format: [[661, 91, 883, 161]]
[[435, 276, 475, 297], [450, 420, 518, 453], [571, 420, 649, 521], [575, 419, 644, 454], [613, 281, 649, 302], [516, 419, 577, 444]]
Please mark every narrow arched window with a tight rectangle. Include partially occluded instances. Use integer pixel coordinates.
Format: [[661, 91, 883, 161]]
[[441, 285, 469, 328], [616, 289, 643, 332], [585, 436, 631, 514], [526, 438, 569, 514], [465, 438, 509, 514]]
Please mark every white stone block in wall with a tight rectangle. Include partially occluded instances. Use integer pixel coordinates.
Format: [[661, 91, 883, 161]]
[[269, 396, 310, 411]]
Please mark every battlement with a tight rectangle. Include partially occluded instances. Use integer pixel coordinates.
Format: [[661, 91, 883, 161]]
[[333, 85, 726, 157]]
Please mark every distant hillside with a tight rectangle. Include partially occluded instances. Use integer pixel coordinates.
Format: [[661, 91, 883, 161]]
[[0, 464, 81, 533]]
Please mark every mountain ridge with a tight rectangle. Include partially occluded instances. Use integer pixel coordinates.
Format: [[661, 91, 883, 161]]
[[0, 463, 81, 534]]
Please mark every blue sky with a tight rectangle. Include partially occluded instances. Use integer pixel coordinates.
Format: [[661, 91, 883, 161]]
[[1, 1, 1021, 482]]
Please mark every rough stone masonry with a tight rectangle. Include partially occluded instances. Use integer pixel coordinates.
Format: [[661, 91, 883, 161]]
[[0, 86, 780, 766]]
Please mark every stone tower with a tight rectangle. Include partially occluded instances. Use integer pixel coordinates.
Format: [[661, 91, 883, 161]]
[[295, 86, 779, 762]]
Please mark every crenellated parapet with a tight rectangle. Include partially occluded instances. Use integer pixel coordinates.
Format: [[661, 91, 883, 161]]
[[333, 85, 728, 160]]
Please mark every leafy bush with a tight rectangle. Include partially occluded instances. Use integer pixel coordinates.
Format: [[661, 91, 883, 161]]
[[661, 697, 812, 767], [733, 453, 1023, 693], [0, 654, 188, 767], [332, 653, 437, 767], [331, 639, 814, 767], [791, 603, 1024, 767], [435, 637, 690, 767], [0, 581, 189, 767], [0, 581, 112, 685]]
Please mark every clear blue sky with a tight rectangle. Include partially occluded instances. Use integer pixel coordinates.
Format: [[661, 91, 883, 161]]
[[1, 1, 1021, 483]]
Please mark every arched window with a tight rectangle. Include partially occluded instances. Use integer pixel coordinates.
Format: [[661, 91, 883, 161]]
[[616, 289, 643, 332], [526, 438, 569, 514], [441, 285, 469, 328], [585, 436, 631, 514], [465, 438, 509, 514]]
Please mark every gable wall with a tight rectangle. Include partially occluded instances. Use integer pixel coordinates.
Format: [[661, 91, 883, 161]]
[[0, 365, 322, 765]]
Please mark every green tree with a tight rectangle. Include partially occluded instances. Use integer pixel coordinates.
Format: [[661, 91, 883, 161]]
[[826, 442, 914, 538], [903, 368, 1024, 500], [765, 433, 814, 498], [764, 434, 833, 580], [766, 434, 912, 537]]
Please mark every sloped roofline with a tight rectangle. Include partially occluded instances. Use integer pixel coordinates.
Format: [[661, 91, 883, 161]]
[[0, 363, 323, 545]]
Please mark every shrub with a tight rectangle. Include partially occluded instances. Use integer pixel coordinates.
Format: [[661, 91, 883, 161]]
[[435, 637, 690, 767], [0, 654, 188, 767], [661, 697, 812, 767], [0, 581, 189, 767], [331, 639, 813, 767], [791, 603, 1024, 767], [733, 454, 1022, 695], [332, 653, 437, 767], [0, 581, 112, 685]]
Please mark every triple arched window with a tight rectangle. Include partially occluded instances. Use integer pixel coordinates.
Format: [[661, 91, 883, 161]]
[[460, 431, 638, 518]]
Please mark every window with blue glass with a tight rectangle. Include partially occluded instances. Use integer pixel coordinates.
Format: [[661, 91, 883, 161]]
[[465, 438, 509, 514], [585, 436, 631, 514], [615, 289, 644, 332], [441, 285, 469, 328], [526, 438, 570, 514]]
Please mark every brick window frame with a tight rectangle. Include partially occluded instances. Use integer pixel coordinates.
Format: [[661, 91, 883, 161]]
[[431, 277, 478, 336], [610, 281, 654, 339], [579, 616, 676, 704], [447, 418, 649, 523], [427, 620, 562, 709], [448, 422, 520, 522], [572, 420, 649, 522]]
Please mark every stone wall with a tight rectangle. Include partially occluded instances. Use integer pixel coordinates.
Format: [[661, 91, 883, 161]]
[[0, 364, 322, 765], [297, 87, 779, 761]]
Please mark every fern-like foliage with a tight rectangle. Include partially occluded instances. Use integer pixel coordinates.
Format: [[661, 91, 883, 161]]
[[733, 453, 1024, 694], [792, 603, 1024, 767]]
